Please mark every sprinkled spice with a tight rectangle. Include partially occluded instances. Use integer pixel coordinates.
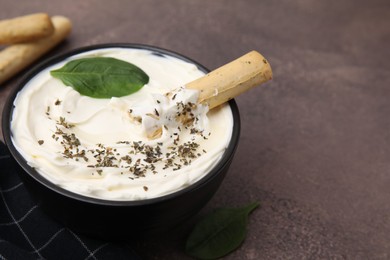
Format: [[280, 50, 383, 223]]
[[45, 96, 211, 190], [128, 109, 142, 123], [58, 117, 75, 129], [175, 101, 198, 126], [146, 113, 159, 120], [38, 140, 44, 145], [55, 99, 62, 105]]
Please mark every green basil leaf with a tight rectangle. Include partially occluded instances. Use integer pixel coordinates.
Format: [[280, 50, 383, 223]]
[[185, 202, 259, 260], [50, 57, 149, 98]]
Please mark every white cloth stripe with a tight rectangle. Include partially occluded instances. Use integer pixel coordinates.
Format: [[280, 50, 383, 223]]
[[69, 230, 97, 260], [0, 155, 10, 160], [0, 205, 38, 226], [0, 242, 7, 260], [0, 189, 43, 259], [84, 243, 109, 260], [33, 228, 65, 253], [0, 182, 23, 193]]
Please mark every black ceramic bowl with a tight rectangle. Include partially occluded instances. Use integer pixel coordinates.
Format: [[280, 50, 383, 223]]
[[2, 43, 240, 240]]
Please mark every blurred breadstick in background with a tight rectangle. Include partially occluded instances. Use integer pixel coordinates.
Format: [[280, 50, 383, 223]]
[[0, 13, 54, 44], [0, 16, 71, 85]]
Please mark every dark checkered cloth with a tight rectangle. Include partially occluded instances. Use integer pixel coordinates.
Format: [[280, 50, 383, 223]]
[[0, 142, 140, 260]]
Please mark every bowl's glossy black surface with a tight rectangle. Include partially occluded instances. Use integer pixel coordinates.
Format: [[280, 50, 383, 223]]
[[2, 43, 240, 240]]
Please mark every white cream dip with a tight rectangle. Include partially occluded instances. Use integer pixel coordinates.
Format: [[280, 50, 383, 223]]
[[11, 48, 233, 200]]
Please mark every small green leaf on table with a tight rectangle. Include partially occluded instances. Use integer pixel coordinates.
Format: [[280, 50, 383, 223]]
[[185, 201, 259, 259]]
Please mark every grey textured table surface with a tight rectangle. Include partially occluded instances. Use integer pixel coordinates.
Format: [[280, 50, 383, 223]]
[[1, 0, 390, 259]]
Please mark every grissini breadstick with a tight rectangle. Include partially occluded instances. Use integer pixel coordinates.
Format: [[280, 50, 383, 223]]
[[145, 51, 272, 139], [0, 13, 54, 44], [0, 16, 71, 85], [186, 50, 272, 109]]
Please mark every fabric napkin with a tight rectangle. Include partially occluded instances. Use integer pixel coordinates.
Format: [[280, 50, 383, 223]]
[[0, 141, 140, 260]]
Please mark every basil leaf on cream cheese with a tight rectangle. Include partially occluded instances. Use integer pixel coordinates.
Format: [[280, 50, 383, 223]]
[[50, 57, 149, 98]]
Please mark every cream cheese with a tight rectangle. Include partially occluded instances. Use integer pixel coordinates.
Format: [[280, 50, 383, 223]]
[[11, 48, 233, 200]]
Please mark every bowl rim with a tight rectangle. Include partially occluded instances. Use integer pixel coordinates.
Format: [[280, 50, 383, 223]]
[[2, 43, 241, 206]]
